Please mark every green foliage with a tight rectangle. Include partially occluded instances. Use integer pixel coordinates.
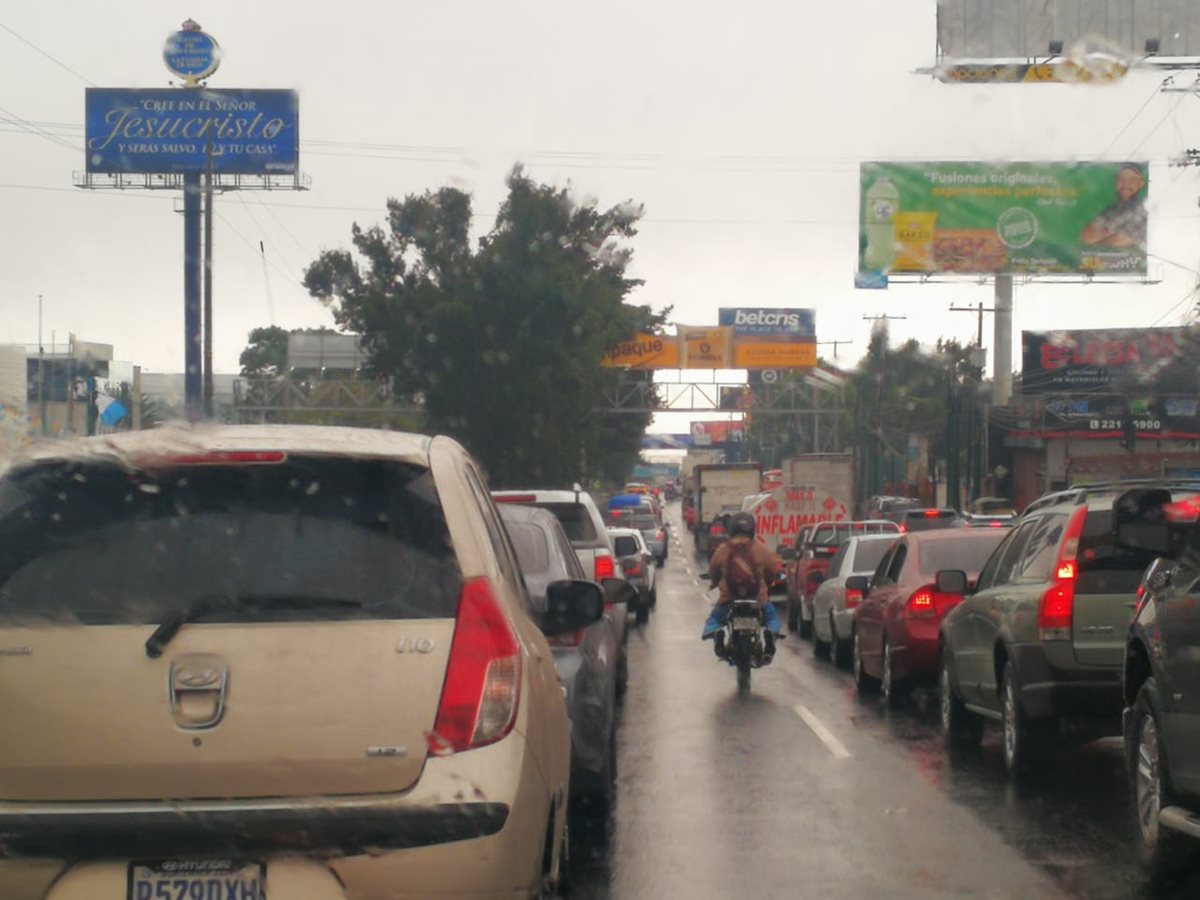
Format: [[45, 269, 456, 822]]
[[304, 166, 662, 487], [239, 326, 338, 377]]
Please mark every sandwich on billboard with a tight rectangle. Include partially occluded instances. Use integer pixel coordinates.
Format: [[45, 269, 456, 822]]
[[859, 161, 1148, 277]]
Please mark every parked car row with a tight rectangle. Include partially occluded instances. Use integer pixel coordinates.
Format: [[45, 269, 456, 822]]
[[790, 480, 1200, 881]]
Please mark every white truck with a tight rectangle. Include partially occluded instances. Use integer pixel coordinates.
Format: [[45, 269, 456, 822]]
[[693, 462, 763, 556], [783, 453, 854, 513]]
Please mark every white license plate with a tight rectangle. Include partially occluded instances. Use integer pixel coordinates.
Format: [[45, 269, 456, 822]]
[[731, 618, 760, 632], [127, 859, 265, 900]]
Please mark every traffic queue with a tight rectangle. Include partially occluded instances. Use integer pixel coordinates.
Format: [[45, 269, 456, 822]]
[[683, 461, 1200, 882]]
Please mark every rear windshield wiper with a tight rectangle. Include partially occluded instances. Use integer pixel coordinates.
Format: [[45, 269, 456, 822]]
[[145, 594, 363, 659]]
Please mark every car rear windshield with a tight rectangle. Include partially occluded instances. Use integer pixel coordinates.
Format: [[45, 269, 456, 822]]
[[0, 455, 461, 625], [627, 514, 658, 531], [505, 520, 551, 576], [1077, 509, 1161, 595], [613, 535, 641, 557], [852, 540, 894, 573], [533, 502, 599, 543], [918, 534, 1006, 576]]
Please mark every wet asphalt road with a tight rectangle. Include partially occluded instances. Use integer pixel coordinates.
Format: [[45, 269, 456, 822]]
[[567, 504, 1200, 899]]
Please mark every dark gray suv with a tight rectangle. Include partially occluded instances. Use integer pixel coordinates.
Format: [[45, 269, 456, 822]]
[[939, 482, 1193, 777]]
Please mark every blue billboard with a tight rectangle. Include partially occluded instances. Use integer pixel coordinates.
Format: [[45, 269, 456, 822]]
[[85, 88, 298, 175], [718, 308, 816, 339]]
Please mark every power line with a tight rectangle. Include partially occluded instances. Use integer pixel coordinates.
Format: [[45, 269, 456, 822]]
[[0, 105, 80, 153], [0, 22, 96, 86], [1101, 79, 1168, 157]]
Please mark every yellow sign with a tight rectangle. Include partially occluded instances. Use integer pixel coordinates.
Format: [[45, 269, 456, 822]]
[[601, 333, 679, 368], [733, 341, 817, 369], [937, 62, 1128, 85], [682, 326, 731, 369]]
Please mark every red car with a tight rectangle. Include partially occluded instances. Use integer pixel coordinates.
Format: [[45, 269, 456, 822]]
[[848, 528, 1007, 706]]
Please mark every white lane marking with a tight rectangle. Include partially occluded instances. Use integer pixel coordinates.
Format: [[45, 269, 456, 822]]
[[793, 704, 852, 759]]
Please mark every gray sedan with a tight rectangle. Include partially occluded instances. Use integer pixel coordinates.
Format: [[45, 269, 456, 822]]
[[499, 503, 624, 814]]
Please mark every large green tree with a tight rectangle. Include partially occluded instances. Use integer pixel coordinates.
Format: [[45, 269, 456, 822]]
[[304, 167, 661, 487]]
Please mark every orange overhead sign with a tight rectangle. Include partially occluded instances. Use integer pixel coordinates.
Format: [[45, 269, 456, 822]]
[[734, 341, 817, 368], [681, 326, 731, 368], [601, 333, 680, 369]]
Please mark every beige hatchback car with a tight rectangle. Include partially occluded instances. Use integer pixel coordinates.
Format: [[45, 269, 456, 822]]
[[0, 425, 596, 899]]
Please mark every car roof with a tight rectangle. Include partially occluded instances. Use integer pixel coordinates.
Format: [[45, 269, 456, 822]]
[[1023, 479, 1200, 516], [899, 527, 1002, 544], [846, 533, 901, 545], [497, 502, 559, 529], [11, 424, 434, 468], [493, 488, 595, 504], [607, 527, 643, 538]]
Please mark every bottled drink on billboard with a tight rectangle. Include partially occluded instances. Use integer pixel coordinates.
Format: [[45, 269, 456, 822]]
[[863, 177, 900, 272]]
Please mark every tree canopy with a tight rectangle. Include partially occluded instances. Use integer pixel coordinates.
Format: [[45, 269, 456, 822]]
[[303, 167, 662, 487]]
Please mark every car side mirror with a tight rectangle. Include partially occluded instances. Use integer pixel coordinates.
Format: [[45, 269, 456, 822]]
[[542, 580, 604, 636], [780, 547, 797, 562], [935, 569, 969, 595], [601, 576, 638, 607], [844, 575, 870, 596]]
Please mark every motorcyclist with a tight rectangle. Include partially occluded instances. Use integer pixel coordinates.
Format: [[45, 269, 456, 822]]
[[701, 511, 784, 654]]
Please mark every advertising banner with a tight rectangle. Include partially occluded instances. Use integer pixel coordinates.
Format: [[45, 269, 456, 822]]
[[1021, 328, 1189, 393], [859, 161, 1148, 276], [85, 88, 299, 174], [733, 341, 817, 368], [690, 421, 743, 446], [601, 333, 680, 368], [718, 308, 816, 338], [681, 326, 731, 369], [749, 486, 850, 552]]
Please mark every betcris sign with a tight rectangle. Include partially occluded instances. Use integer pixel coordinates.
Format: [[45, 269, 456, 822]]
[[719, 308, 815, 339], [85, 88, 299, 175]]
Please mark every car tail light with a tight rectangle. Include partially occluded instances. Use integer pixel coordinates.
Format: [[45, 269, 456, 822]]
[[1164, 495, 1200, 523], [154, 450, 287, 466], [710, 523, 725, 536], [1038, 506, 1087, 641], [923, 509, 941, 518], [546, 628, 585, 648], [898, 524, 908, 533], [844, 586, 863, 609], [428, 578, 521, 755], [621, 558, 643, 577], [492, 493, 537, 503], [905, 584, 962, 619], [594, 551, 615, 581]]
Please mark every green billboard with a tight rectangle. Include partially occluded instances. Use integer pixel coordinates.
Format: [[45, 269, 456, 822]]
[[859, 161, 1148, 276]]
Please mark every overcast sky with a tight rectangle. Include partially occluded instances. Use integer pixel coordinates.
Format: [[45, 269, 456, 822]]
[[2, 0, 1199, 431]]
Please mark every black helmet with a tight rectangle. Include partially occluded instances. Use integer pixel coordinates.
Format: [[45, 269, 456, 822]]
[[729, 512, 756, 538]]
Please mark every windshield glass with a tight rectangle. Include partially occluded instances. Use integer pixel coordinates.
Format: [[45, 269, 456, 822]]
[[0, 456, 460, 623], [918, 534, 1007, 576], [852, 539, 894, 573], [532, 502, 598, 543]]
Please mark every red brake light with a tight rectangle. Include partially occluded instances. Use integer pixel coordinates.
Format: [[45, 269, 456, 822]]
[[710, 524, 725, 536], [844, 588, 863, 609], [907, 587, 936, 618], [493, 494, 537, 503], [924, 509, 941, 518], [1164, 495, 1200, 523], [594, 552, 615, 581], [1038, 506, 1087, 640], [428, 578, 521, 755], [988, 520, 1003, 527], [158, 450, 286, 466], [621, 558, 643, 577], [546, 628, 585, 648], [898, 524, 908, 534]]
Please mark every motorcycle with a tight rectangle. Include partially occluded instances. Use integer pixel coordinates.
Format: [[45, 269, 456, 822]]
[[717, 597, 774, 692]]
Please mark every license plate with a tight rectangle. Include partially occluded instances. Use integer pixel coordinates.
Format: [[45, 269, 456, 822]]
[[731, 618, 759, 632], [127, 859, 265, 900]]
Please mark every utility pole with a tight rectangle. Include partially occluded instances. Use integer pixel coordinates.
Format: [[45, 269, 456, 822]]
[[993, 275, 1013, 405], [861, 314, 906, 498], [203, 138, 215, 418], [817, 339, 853, 360], [950, 302, 994, 504], [37, 294, 46, 435]]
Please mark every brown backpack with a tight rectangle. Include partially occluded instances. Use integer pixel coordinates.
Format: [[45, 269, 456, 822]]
[[725, 542, 762, 598]]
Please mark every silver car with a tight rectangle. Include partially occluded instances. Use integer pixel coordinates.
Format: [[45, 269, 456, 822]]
[[811, 534, 898, 666], [499, 504, 625, 815]]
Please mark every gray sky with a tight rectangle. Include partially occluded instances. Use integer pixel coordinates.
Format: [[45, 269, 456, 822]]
[[2, 0, 1199, 432]]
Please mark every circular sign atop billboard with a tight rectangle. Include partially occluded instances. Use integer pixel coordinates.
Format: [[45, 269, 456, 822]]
[[760, 369, 779, 384], [164, 20, 220, 84]]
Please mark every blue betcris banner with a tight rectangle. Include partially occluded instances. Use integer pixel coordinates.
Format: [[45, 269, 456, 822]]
[[85, 88, 298, 175], [718, 307, 816, 339]]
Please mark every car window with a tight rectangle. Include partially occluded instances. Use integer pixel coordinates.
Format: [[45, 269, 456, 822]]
[[975, 522, 1027, 593], [885, 543, 908, 583], [1077, 508, 1163, 596], [918, 534, 1008, 576], [870, 545, 896, 588], [464, 466, 526, 598], [0, 457, 462, 624], [533, 502, 599, 543], [505, 520, 551, 576], [828, 543, 849, 576], [988, 519, 1039, 588], [1016, 513, 1067, 582], [553, 525, 587, 581], [852, 539, 894, 574], [613, 535, 640, 557]]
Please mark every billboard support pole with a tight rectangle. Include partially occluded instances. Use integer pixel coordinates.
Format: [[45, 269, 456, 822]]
[[183, 171, 202, 420], [203, 141, 214, 418], [993, 275, 1013, 405]]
